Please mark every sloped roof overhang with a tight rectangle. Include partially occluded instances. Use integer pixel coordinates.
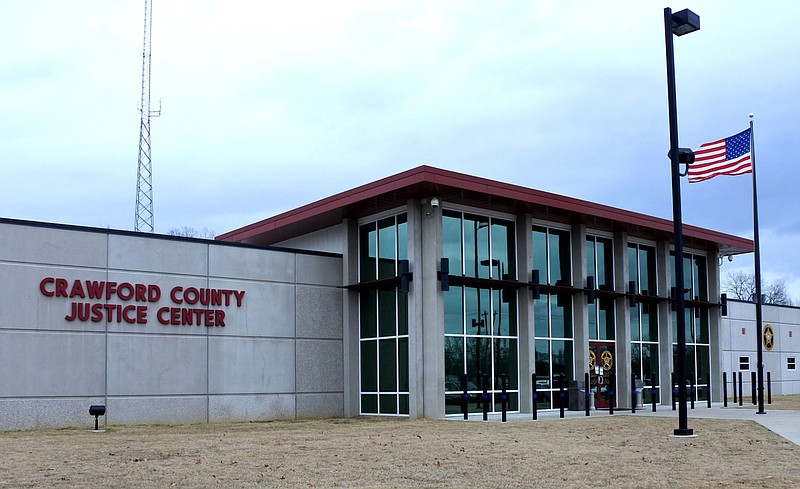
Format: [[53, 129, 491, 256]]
[[216, 165, 752, 255]]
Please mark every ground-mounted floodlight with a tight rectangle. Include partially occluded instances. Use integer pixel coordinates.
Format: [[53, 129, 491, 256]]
[[664, 6, 700, 437], [89, 404, 106, 432]]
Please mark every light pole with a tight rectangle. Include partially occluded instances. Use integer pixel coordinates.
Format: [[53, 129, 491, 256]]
[[664, 7, 700, 437]]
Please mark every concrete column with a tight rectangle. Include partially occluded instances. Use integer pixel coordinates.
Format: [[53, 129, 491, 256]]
[[420, 198, 445, 418], [615, 231, 632, 408], [406, 199, 425, 418], [571, 224, 588, 384], [657, 239, 674, 405], [342, 218, 360, 417], [517, 214, 533, 412], [707, 250, 722, 401]]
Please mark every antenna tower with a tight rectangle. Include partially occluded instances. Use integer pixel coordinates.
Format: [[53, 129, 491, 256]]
[[135, 0, 160, 232]]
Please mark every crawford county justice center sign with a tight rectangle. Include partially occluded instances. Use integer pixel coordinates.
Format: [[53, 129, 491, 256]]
[[39, 277, 245, 327]]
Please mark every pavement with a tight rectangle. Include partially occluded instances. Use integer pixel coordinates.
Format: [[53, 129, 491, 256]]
[[452, 403, 800, 446]]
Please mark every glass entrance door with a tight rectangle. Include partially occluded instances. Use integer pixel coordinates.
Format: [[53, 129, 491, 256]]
[[588, 342, 615, 409]]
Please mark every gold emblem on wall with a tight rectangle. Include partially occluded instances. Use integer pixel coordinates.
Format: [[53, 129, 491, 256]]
[[763, 324, 775, 351]]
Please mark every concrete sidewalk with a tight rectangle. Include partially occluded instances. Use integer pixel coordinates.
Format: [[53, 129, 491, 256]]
[[627, 403, 800, 446], [455, 403, 800, 446]]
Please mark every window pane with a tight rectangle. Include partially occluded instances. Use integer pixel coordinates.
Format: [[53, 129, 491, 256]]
[[493, 289, 515, 336], [399, 394, 409, 415], [398, 338, 409, 392], [491, 218, 516, 280], [596, 237, 613, 290], [361, 394, 377, 414], [465, 287, 490, 335], [534, 297, 549, 337], [532, 227, 547, 281], [599, 297, 615, 341], [588, 301, 598, 340], [643, 343, 659, 385], [642, 304, 658, 342], [696, 345, 710, 385], [551, 340, 573, 387], [444, 286, 464, 335], [378, 217, 396, 279], [697, 308, 709, 344], [466, 337, 491, 389], [628, 245, 637, 286], [379, 339, 397, 392], [694, 256, 708, 301], [631, 343, 641, 380], [551, 294, 572, 339], [442, 211, 463, 275], [586, 238, 596, 286], [494, 338, 518, 390], [550, 230, 571, 286], [380, 394, 397, 414], [361, 340, 377, 392], [642, 246, 657, 295], [397, 214, 407, 261], [378, 290, 396, 337], [359, 222, 376, 282], [535, 340, 550, 389], [398, 291, 408, 336], [444, 337, 464, 390], [464, 214, 490, 279], [630, 305, 640, 342], [360, 291, 377, 338]]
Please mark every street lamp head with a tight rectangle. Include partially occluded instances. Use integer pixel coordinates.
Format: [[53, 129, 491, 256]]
[[671, 9, 700, 36], [668, 147, 696, 165]]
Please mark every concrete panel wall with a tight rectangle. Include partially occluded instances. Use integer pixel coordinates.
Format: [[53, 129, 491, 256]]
[[0, 220, 344, 430]]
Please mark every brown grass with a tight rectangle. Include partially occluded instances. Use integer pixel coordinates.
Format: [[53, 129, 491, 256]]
[[1, 396, 799, 488]]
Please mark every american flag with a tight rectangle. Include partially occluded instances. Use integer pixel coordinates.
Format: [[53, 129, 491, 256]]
[[688, 128, 752, 183]]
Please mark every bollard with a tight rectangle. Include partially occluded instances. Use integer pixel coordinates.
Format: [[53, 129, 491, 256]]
[[531, 374, 538, 420], [482, 374, 489, 421], [767, 372, 772, 404], [732, 371, 737, 404], [585, 372, 591, 417], [651, 373, 657, 412], [671, 372, 676, 411], [501, 374, 508, 423], [690, 378, 695, 410], [723, 371, 728, 407], [631, 373, 637, 414], [609, 371, 615, 416], [751, 371, 757, 405], [460, 374, 469, 420], [559, 377, 565, 419], [707, 375, 712, 408], [738, 371, 743, 406]]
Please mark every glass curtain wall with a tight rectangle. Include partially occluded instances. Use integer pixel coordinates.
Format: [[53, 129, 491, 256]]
[[359, 214, 409, 415], [532, 225, 573, 409], [629, 243, 660, 403], [443, 211, 518, 414], [587, 235, 615, 341], [671, 252, 711, 401]]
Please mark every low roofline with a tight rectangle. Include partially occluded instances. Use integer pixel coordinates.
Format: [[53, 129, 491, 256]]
[[217, 165, 753, 254]]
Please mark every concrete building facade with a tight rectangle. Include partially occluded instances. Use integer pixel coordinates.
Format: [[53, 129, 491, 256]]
[[0, 219, 344, 430], [6, 165, 795, 430]]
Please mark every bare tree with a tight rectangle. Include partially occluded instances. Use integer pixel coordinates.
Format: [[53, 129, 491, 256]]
[[722, 271, 793, 306], [167, 226, 215, 239]]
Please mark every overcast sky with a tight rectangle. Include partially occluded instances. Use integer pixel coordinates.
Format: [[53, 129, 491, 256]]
[[2, 1, 799, 300]]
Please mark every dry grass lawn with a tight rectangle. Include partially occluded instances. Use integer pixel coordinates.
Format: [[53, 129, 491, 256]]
[[2, 396, 799, 488]]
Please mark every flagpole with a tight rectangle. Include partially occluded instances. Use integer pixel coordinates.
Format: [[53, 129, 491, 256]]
[[750, 113, 766, 414]]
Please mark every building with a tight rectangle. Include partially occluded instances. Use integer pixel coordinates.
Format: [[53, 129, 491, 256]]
[[721, 300, 800, 396], [1, 165, 768, 429], [217, 165, 753, 417]]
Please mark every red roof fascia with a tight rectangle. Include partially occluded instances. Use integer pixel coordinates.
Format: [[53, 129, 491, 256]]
[[217, 165, 753, 253]]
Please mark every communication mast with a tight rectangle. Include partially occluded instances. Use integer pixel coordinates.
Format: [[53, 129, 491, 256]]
[[135, 0, 160, 232]]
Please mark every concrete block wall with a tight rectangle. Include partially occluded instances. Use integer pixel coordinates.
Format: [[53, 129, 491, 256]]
[[0, 220, 343, 430], [721, 300, 800, 395]]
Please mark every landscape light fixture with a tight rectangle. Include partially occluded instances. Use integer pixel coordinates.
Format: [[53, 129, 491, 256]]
[[89, 404, 106, 432], [664, 6, 700, 437]]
